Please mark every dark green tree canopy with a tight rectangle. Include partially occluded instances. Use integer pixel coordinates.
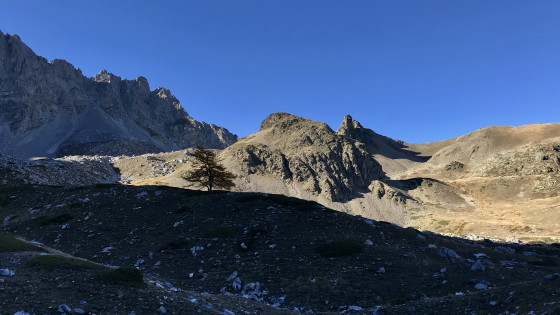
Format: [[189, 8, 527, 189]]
[[181, 145, 236, 191]]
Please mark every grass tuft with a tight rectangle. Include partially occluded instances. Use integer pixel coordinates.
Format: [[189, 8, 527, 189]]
[[34, 213, 74, 226], [267, 194, 319, 211], [316, 240, 362, 257], [27, 255, 99, 269], [0, 233, 44, 253], [95, 266, 144, 287], [206, 226, 236, 238], [235, 194, 262, 203], [174, 205, 191, 214], [159, 239, 190, 251]]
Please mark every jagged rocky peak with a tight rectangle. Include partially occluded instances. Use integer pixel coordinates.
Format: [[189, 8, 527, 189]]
[[0, 31, 237, 158], [93, 69, 121, 83], [337, 114, 364, 136]]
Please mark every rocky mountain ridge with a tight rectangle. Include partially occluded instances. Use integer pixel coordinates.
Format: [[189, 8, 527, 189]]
[[0, 31, 237, 158]]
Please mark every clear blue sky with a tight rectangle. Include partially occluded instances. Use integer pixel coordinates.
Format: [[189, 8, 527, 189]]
[[2, 1, 560, 143]]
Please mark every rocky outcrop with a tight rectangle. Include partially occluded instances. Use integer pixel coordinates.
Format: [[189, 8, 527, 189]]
[[336, 115, 428, 163], [0, 31, 237, 158], [475, 142, 560, 177], [222, 113, 385, 202]]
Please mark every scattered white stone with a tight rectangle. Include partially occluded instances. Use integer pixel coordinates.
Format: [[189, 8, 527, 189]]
[[427, 244, 438, 249], [74, 308, 85, 314], [377, 267, 385, 273], [14, 311, 30, 315], [0, 268, 15, 276], [81, 197, 90, 203], [240, 242, 248, 249], [154, 261, 161, 267], [417, 234, 426, 240], [190, 246, 204, 256], [154, 190, 163, 196], [134, 259, 144, 267], [473, 253, 488, 259], [269, 244, 276, 249], [101, 246, 113, 253], [156, 306, 167, 313], [135, 192, 148, 198], [60, 224, 69, 229], [364, 239, 374, 246], [455, 292, 464, 296], [222, 309, 235, 315], [440, 267, 447, 273], [347, 305, 363, 311], [489, 301, 497, 306], [189, 273, 194, 278], [363, 219, 374, 226], [173, 221, 183, 228]]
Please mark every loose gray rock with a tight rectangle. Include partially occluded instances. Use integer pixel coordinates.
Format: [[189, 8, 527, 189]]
[[0, 268, 15, 276], [157, 306, 167, 313], [474, 280, 490, 290], [494, 246, 515, 254], [57, 304, 72, 313], [470, 260, 485, 271], [232, 277, 242, 291], [545, 274, 558, 281], [439, 247, 461, 260]]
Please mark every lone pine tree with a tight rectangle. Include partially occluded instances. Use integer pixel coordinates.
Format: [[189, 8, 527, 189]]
[[181, 145, 236, 191]]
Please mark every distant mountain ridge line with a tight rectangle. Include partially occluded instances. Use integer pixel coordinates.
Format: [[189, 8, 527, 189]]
[[0, 30, 237, 158]]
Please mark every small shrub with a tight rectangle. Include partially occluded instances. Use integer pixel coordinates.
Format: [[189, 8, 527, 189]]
[[174, 205, 191, 214], [95, 183, 116, 189], [206, 226, 236, 238], [27, 255, 99, 269], [0, 233, 43, 253], [248, 227, 267, 237], [235, 194, 262, 203], [316, 240, 362, 257], [267, 194, 319, 211], [34, 213, 74, 226], [68, 202, 82, 208], [159, 239, 190, 251], [183, 189, 226, 197], [95, 266, 144, 287]]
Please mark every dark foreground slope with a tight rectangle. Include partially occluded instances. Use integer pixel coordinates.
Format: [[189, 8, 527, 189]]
[[1, 185, 559, 314]]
